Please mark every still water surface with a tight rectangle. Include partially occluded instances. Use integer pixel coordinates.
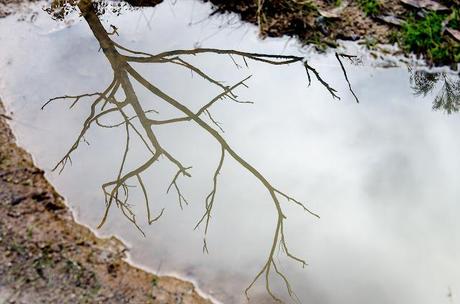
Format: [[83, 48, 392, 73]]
[[1, 1, 460, 303]]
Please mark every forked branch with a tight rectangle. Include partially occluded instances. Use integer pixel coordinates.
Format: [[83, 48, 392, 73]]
[[43, 2, 362, 301]]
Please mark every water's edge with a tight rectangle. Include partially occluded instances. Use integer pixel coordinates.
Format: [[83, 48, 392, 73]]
[[0, 97, 218, 304]]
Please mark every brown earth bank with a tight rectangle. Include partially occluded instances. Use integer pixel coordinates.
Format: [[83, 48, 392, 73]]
[[0, 99, 212, 303], [199, 0, 459, 67]]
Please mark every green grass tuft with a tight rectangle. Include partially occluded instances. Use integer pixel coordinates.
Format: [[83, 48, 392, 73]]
[[400, 12, 460, 65], [358, 0, 381, 16]]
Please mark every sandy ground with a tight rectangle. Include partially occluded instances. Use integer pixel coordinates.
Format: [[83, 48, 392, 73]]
[[0, 99, 212, 304]]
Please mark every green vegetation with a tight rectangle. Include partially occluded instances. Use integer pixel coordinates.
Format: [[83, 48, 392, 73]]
[[10, 241, 27, 255], [306, 32, 338, 51], [200, 0, 460, 66], [32, 247, 55, 280], [401, 12, 444, 58], [26, 227, 33, 239], [447, 8, 460, 29], [400, 11, 460, 65], [151, 276, 158, 287], [358, 0, 381, 16]]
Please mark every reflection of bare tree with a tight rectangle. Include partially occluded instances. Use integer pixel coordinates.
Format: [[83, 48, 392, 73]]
[[410, 70, 460, 114], [43, 0, 358, 301]]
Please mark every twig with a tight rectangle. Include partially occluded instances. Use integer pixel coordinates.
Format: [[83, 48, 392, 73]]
[[335, 53, 360, 103]]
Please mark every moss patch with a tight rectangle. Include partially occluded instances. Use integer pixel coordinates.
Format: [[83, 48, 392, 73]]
[[358, 0, 381, 16], [399, 10, 460, 66]]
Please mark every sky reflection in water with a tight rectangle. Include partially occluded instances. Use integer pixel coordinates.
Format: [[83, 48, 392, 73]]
[[0, 1, 460, 303]]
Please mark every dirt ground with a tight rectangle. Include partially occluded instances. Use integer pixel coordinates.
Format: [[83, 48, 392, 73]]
[[206, 0, 398, 43], [204, 0, 459, 67], [0, 100, 212, 304]]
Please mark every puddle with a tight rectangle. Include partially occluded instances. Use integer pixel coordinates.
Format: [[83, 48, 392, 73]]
[[1, 1, 460, 303]]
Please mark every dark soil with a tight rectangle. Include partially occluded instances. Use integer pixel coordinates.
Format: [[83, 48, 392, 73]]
[[202, 0, 460, 67], [0, 100, 212, 304]]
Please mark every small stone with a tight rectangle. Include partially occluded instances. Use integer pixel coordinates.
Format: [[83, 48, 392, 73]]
[[446, 27, 460, 42], [400, 0, 449, 11], [315, 16, 330, 36], [376, 15, 404, 26], [318, 0, 349, 19]]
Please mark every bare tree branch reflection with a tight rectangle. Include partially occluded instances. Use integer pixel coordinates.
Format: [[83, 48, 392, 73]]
[[335, 53, 360, 104], [43, 0, 360, 301]]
